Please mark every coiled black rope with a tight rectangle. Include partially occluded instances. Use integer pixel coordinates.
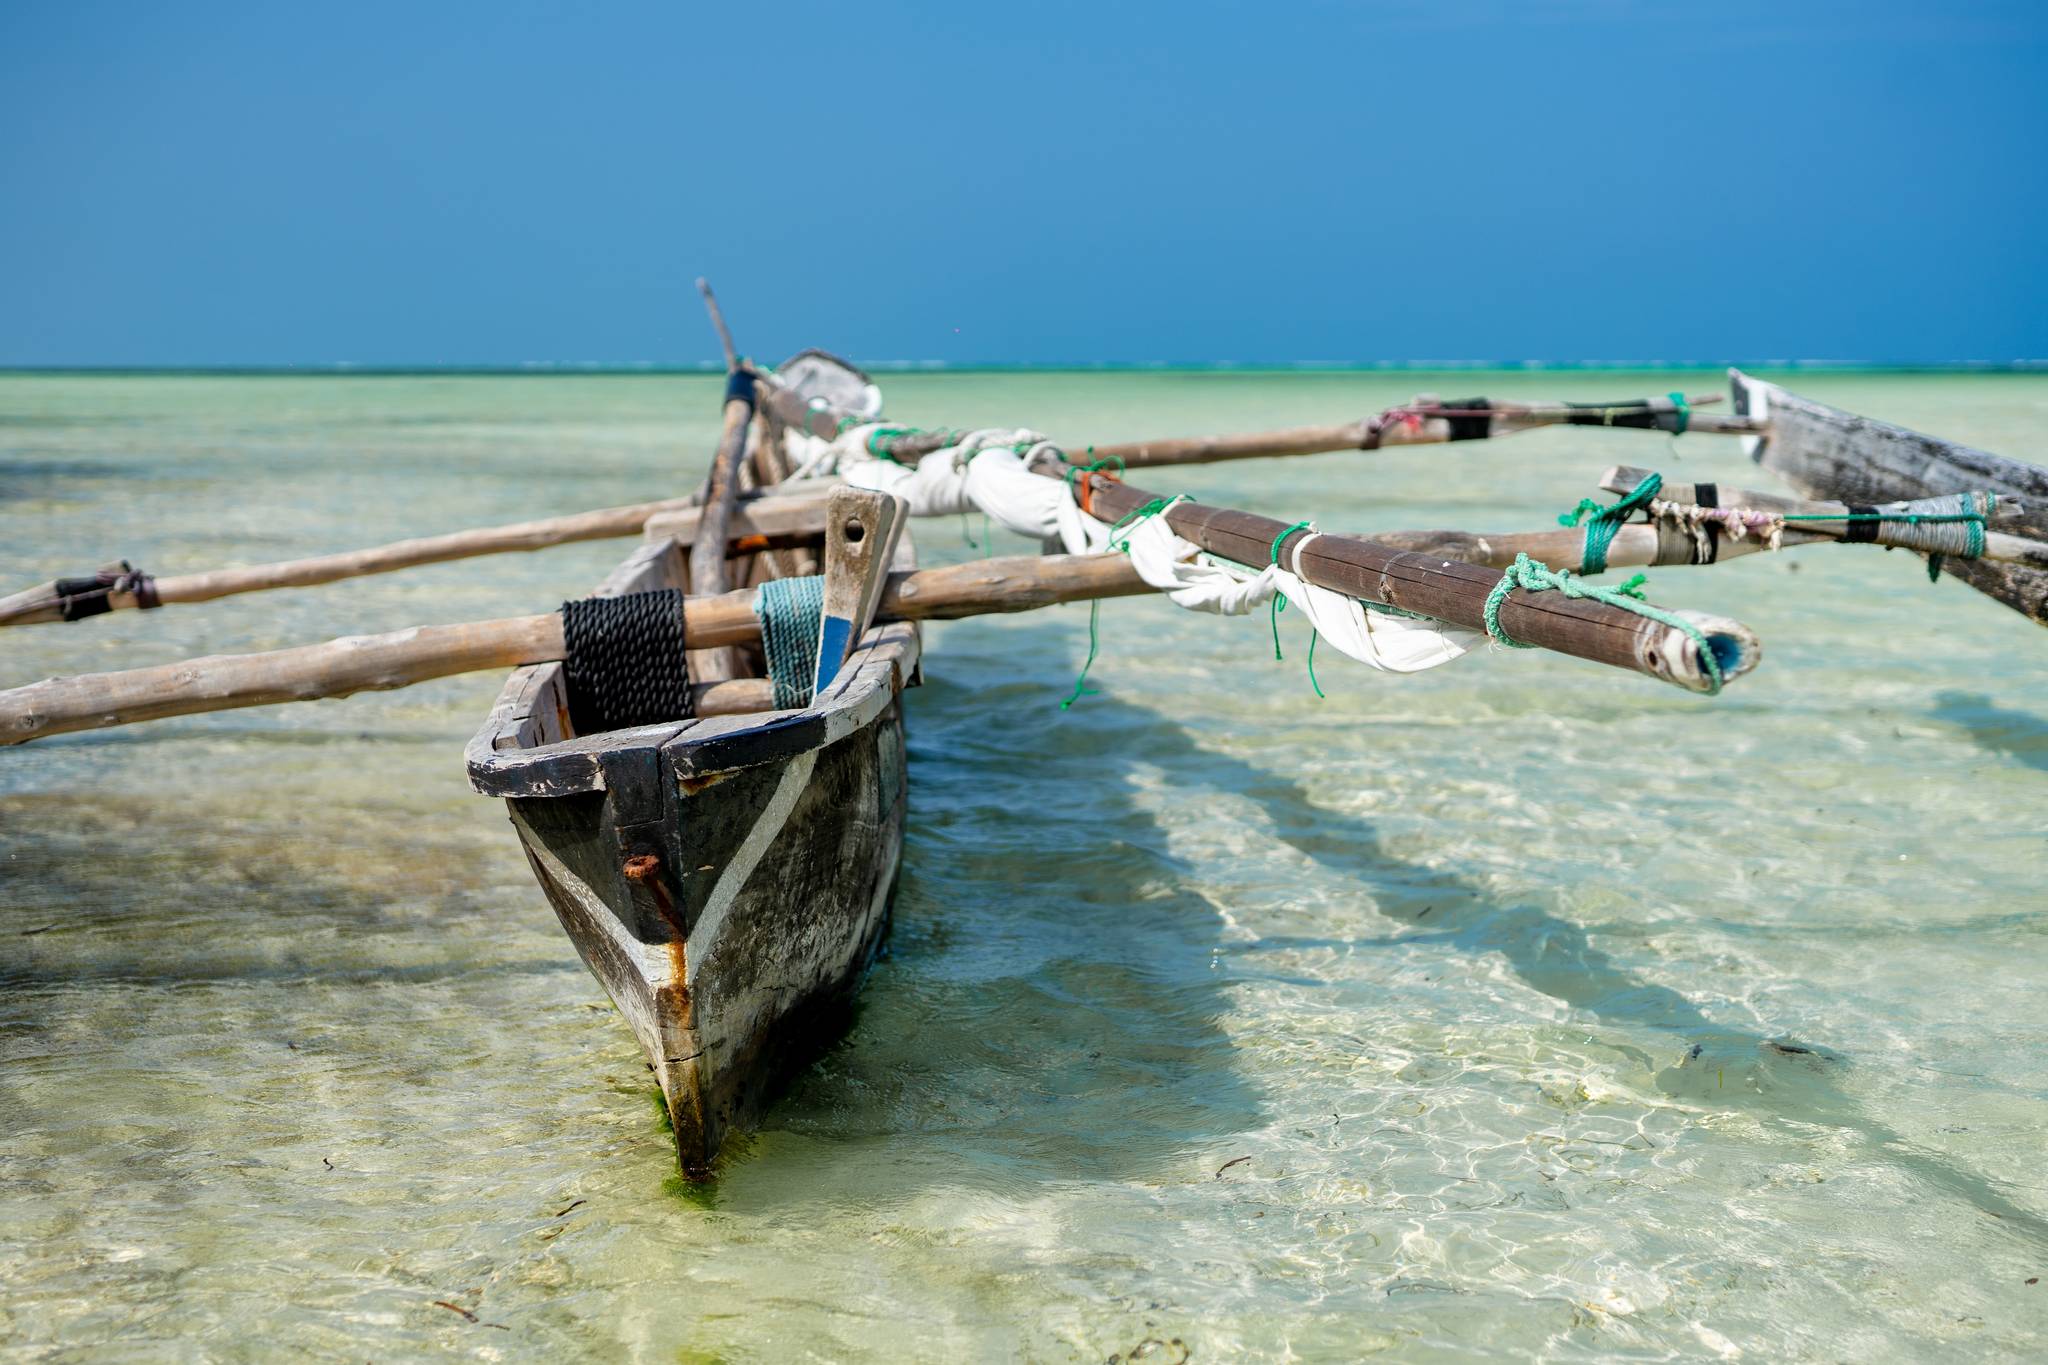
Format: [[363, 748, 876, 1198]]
[[561, 589, 693, 735]]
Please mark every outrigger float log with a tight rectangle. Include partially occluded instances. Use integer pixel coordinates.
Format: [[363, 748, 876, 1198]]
[[1731, 369, 2048, 624], [2, 302, 2040, 1175]]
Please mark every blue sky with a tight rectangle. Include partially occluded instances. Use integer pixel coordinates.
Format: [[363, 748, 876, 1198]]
[[2, 1, 2044, 367]]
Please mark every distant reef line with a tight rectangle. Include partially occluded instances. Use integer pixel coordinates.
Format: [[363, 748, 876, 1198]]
[[3, 359, 2046, 377]]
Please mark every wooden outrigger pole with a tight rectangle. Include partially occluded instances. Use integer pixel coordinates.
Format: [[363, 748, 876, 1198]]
[[0, 357, 868, 629], [0, 552, 1153, 744], [1367, 466, 2048, 576], [0, 494, 787, 627], [1596, 466, 2048, 568], [0, 387, 1760, 629], [869, 392, 1763, 468], [0, 503, 1764, 745]]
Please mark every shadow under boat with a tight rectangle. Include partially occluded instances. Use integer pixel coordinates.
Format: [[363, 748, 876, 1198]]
[[467, 495, 2047, 1228], [1037, 690, 2048, 1245], [1931, 690, 2048, 774], [759, 655, 1265, 1187]]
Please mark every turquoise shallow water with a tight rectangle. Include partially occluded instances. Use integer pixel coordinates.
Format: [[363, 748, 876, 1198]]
[[1, 371, 2044, 1360]]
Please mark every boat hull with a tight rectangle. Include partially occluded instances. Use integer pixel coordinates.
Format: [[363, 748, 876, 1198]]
[[505, 702, 907, 1174], [467, 531, 920, 1176]]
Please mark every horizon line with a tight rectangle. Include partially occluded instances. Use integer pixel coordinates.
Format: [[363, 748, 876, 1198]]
[[3, 358, 2047, 378]]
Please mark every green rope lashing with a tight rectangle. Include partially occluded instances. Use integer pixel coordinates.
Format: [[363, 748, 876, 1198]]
[[1060, 600, 1102, 711], [1667, 392, 1690, 436], [752, 575, 826, 710], [1108, 496, 1176, 545], [1557, 472, 1662, 575], [1060, 494, 1183, 710], [863, 425, 910, 463], [1779, 493, 1993, 557], [1267, 520, 1328, 698], [1267, 520, 1314, 661], [1063, 451, 1126, 492], [1781, 491, 1994, 583], [860, 426, 918, 463], [1482, 552, 1726, 695], [854, 425, 971, 463]]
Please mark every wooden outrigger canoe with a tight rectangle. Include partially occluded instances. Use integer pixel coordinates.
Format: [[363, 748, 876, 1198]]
[[1731, 369, 2048, 624], [454, 368, 1760, 1178], [466, 494, 921, 1179], [450, 364, 1771, 1179]]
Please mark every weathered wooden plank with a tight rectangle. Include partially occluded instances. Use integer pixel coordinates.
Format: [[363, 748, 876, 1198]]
[[814, 488, 906, 694]]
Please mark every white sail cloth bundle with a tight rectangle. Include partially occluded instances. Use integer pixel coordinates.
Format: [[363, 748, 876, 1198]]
[[789, 426, 1080, 542], [793, 424, 1482, 674], [1064, 496, 1483, 674]]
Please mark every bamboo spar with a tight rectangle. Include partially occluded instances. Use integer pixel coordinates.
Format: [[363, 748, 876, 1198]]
[[871, 393, 1764, 469]]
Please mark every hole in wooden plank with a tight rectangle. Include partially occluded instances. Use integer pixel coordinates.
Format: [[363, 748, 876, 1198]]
[[844, 519, 866, 543]]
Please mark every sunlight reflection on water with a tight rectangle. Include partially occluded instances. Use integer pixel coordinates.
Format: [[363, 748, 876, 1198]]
[[1, 371, 2044, 1359]]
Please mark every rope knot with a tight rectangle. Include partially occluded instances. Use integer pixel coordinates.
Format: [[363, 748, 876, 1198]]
[[1555, 472, 1663, 575], [1064, 452, 1126, 518], [1482, 551, 1724, 694]]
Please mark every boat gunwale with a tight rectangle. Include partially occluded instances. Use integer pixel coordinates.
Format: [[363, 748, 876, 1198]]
[[465, 525, 921, 799]]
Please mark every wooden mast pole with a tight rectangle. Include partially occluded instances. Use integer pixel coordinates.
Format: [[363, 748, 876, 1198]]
[[685, 280, 758, 680]]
